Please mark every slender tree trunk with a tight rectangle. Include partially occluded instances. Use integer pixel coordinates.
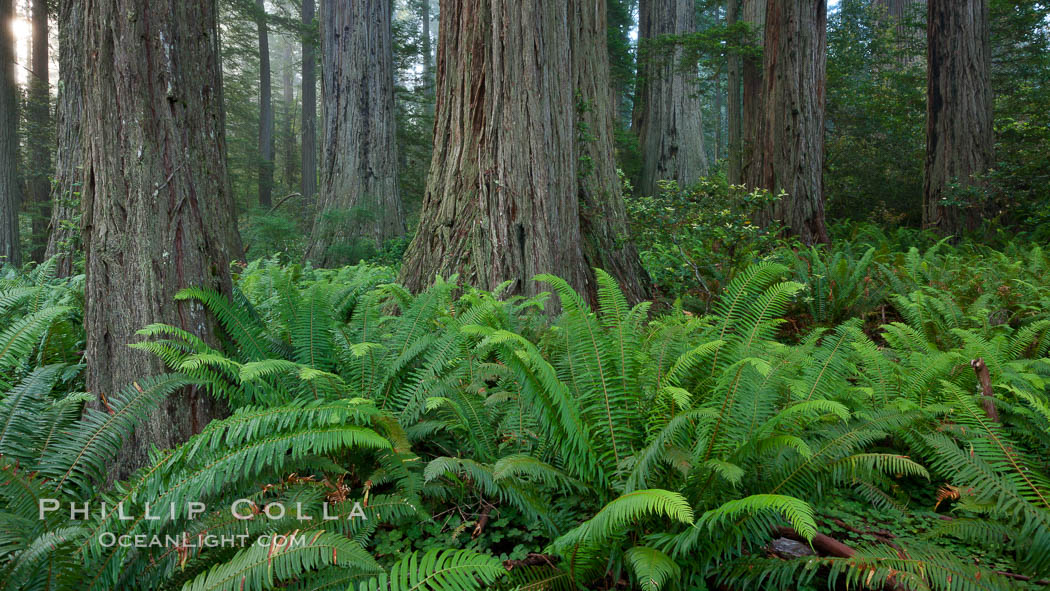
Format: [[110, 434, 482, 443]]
[[923, 0, 991, 234], [0, 0, 20, 267], [421, 0, 434, 106], [633, 0, 708, 196], [574, 0, 650, 304], [44, 0, 82, 276], [752, 0, 829, 245], [281, 41, 297, 189], [301, 0, 318, 205], [714, 66, 723, 163], [257, 0, 274, 208], [308, 0, 404, 266], [83, 0, 243, 478], [400, 0, 590, 300], [740, 0, 766, 189], [726, 0, 743, 184], [26, 0, 50, 262]]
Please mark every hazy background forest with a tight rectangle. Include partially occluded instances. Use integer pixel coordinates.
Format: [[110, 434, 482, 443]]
[[2, 1, 1050, 590]]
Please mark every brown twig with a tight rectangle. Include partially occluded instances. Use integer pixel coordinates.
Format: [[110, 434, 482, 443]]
[[471, 501, 494, 539], [502, 553, 559, 571], [971, 358, 999, 422]]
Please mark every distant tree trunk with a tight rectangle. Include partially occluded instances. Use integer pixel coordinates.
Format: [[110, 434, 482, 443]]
[[26, 0, 50, 263], [399, 0, 591, 300], [0, 0, 20, 267], [874, 0, 924, 56], [301, 0, 318, 205], [257, 0, 274, 208], [83, 0, 243, 478], [574, 0, 650, 304], [308, 0, 404, 266], [740, 0, 766, 188], [44, 0, 82, 276], [923, 0, 991, 235], [726, 0, 743, 184], [281, 42, 297, 188], [714, 66, 723, 163], [752, 0, 829, 245], [421, 0, 434, 106], [633, 0, 708, 196]]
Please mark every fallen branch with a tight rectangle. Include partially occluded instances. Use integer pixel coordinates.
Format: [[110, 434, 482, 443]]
[[773, 526, 908, 591], [994, 570, 1050, 586]]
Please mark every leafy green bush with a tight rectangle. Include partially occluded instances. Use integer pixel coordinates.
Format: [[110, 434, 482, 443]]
[[627, 176, 781, 309]]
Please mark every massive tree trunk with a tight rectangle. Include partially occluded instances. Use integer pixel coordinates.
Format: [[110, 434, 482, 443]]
[[257, 0, 274, 208], [400, 0, 590, 299], [574, 0, 651, 304], [632, 0, 708, 196], [27, 0, 50, 263], [83, 0, 243, 478], [308, 0, 404, 266], [400, 0, 647, 304], [923, 0, 992, 235], [301, 0, 318, 205], [740, 0, 766, 189], [752, 0, 829, 245], [0, 0, 20, 267], [44, 0, 83, 276]]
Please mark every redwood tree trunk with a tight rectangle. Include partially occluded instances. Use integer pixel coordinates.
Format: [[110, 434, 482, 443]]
[[421, 0, 434, 105], [752, 0, 829, 245], [726, 0, 742, 184], [399, 0, 590, 299], [574, 0, 650, 304], [307, 0, 404, 266], [301, 0, 318, 205], [0, 0, 19, 267], [874, 0, 924, 56], [83, 0, 243, 477], [281, 41, 297, 189], [633, 0, 708, 196], [740, 0, 766, 189], [257, 0, 274, 208], [44, 0, 82, 276], [27, 0, 50, 262], [923, 0, 992, 235]]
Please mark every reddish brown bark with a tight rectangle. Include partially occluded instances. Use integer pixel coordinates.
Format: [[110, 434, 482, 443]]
[[752, 0, 829, 245], [923, 0, 992, 235], [0, 0, 21, 267], [400, 0, 648, 304]]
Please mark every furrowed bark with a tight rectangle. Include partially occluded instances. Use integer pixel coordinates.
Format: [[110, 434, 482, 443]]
[[399, 0, 590, 301], [0, 0, 21, 267], [752, 0, 829, 245], [308, 0, 404, 266], [923, 0, 992, 235], [82, 0, 243, 478], [27, 0, 51, 263], [257, 0, 275, 208], [633, 0, 709, 196], [44, 0, 83, 277], [301, 0, 318, 205]]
